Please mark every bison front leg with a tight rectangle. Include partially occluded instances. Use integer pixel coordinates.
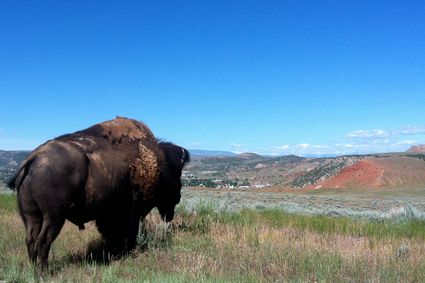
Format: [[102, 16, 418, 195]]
[[126, 207, 146, 251], [126, 217, 139, 251], [96, 215, 128, 256], [126, 204, 155, 251]]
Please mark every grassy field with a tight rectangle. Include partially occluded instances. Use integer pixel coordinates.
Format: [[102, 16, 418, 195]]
[[182, 187, 425, 221], [1, 193, 425, 282]]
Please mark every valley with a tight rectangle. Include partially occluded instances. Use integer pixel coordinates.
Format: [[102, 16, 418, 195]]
[[183, 151, 425, 190], [2, 148, 425, 191]]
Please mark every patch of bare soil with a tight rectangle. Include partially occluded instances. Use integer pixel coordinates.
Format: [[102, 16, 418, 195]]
[[318, 159, 384, 189], [376, 156, 425, 188], [316, 156, 425, 189], [407, 144, 425, 153]]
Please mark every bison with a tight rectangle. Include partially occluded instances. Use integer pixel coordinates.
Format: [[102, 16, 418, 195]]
[[8, 117, 189, 269]]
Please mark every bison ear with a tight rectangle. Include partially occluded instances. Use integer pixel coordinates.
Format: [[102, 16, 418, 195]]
[[158, 142, 190, 169], [181, 147, 190, 166]]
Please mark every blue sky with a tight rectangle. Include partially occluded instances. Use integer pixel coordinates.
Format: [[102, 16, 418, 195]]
[[1, 1, 424, 156]]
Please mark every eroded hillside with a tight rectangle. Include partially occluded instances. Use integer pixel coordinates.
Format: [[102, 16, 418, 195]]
[[0, 151, 29, 187], [2, 150, 425, 190], [184, 152, 425, 189]]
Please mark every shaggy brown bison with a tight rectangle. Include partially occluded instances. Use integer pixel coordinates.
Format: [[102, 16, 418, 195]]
[[8, 117, 189, 269]]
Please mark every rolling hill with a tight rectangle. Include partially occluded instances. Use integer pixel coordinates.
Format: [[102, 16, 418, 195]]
[[1, 148, 425, 190], [0, 150, 30, 187], [184, 151, 425, 189], [300, 154, 425, 189], [189, 149, 237, 157], [407, 144, 425, 153]]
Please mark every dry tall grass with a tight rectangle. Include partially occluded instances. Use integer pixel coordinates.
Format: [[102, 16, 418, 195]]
[[1, 194, 425, 282]]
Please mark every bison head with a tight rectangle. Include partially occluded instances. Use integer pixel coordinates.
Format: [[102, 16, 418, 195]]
[[157, 142, 190, 222]]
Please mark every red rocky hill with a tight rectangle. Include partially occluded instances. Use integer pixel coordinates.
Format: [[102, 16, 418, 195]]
[[314, 155, 425, 189], [407, 145, 425, 153]]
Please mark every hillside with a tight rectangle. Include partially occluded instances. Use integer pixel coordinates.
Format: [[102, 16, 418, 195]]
[[2, 149, 425, 190], [407, 144, 425, 153], [183, 153, 309, 188], [184, 152, 425, 189], [307, 154, 425, 189], [0, 150, 29, 187], [189, 149, 237, 157]]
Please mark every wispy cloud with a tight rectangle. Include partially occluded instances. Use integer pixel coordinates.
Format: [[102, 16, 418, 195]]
[[266, 143, 342, 156], [397, 140, 418, 145], [261, 126, 425, 156], [189, 141, 202, 148], [346, 129, 389, 139], [347, 126, 425, 139], [275, 145, 290, 150], [397, 126, 425, 136], [188, 126, 425, 156], [230, 143, 248, 154], [296, 143, 311, 149]]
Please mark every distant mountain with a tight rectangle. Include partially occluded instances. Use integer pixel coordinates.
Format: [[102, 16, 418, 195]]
[[237, 152, 262, 159], [407, 145, 425, 153], [2, 148, 425, 191], [189, 149, 237, 157], [0, 150, 30, 186], [301, 154, 338, 158], [183, 153, 308, 188], [183, 151, 425, 189]]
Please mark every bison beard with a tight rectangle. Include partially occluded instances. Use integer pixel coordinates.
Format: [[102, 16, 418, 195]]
[[8, 117, 190, 270]]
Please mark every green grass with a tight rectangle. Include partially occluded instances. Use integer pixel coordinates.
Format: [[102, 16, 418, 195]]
[[0, 193, 17, 213], [181, 203, 425, 240], [1, 194, 425, 282]]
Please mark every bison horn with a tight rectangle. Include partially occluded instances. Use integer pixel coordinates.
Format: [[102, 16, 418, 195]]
[[181, 147, 186, 165]]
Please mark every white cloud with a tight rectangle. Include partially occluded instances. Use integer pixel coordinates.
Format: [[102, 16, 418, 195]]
[[397, 140, 418, 145], [263, 136, 424, 157], [266, 143, 350, 156], [372, 139, 391, 144], [397, 126, 425, 136], [296, 143, 311, 149], [230, 143, 247, 153], [189, 141, 202, 148], [336, 144, 354, 148], [276, 145, 290, 150], [335, 126, 425, 155], [234, 126, 425, 156], [347, 126, 425, 140], [346, 129, 389, 139]]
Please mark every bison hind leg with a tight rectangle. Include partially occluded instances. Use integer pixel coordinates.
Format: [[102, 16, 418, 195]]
[[23, 213, 43, 264], [34, 216, 65, 270]]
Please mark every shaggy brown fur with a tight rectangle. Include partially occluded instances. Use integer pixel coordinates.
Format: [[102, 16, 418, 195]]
[[8, 117, 189, 270], [129, 143, 162, 202], [99, 116, 156, 143]]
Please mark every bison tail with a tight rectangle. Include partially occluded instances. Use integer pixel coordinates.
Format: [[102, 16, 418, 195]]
[[7, 176, 16, 190], [7, 155, 36, 191]]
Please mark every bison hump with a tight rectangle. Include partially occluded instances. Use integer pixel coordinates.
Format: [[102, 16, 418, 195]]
[[99, 117, 156, 144]]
